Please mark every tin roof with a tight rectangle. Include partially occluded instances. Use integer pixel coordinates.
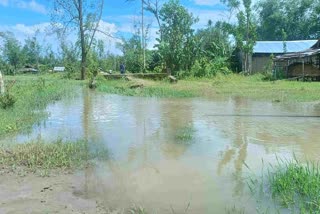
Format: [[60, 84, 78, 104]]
[[253, 40, 318, 54]]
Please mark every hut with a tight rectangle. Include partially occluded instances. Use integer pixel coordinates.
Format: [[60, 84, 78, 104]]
[[273, 39, 320, 80], [244, 40, 318, 73]]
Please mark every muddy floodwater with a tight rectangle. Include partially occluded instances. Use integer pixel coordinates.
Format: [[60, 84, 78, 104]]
[[2, 89, 320, 213]]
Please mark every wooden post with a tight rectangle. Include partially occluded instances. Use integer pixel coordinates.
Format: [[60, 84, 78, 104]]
[[0, 71, 4, 95], [302, 59, 305, 81], [286, 60, 289, 78]]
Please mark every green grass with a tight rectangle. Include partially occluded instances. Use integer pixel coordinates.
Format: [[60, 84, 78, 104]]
[[97, 73, 320, 102], [267, 158, 320, 213], [97, 77, 196, 98], [174, 124, 195, 144], [0, 139, 109, 171], [0, 74, 78, 136], [211, 74, 320, 102], [247, 157, 320, 214]]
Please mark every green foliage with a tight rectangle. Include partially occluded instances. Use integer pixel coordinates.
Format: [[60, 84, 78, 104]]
[[186, 57, 232, 78], [256, 0, 320, 40], [1, 32, 27, 70], [23, 34, 41, 66], [117, 35, 143, 73], [158, 0, 198, 74], [0, 93, 16, 109]]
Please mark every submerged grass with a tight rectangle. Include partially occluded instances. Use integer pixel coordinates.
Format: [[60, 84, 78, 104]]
[[0, 139, 109, 171], [0, 74, 78, 136], [174, 124, 196, 144], [247, 157, 320, 214], [268, 158, 320, 213], [97, 73, 320, 102]]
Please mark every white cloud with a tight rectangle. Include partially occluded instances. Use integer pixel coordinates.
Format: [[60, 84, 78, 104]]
[[15, 0, 47, 14], [0, 0, 8, 6], [189, 8, 234, 28], [0, 21, 123, 55], [193, 0, 221, 6]]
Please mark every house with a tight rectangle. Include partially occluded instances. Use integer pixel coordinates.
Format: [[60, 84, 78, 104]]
[[245, 40, 318, 73], [273, 39, 320, 80]]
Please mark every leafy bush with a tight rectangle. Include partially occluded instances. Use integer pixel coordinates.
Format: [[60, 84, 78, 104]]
[[0, 93, 16, 109], [186, 57, 232, 78]]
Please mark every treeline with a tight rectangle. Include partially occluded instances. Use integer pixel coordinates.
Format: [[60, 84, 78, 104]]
[[0, 0, 319, 78], [121, 0, 320, 76], [0, 31, 120, 79]]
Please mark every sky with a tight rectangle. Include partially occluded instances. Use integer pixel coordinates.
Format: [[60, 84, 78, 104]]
[[0, 0, 233, 54]]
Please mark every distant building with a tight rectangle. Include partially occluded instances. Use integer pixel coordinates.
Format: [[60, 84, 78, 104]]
[[53, 67, 65, 72], [243, 40, 318, 73], [274, 39, 320, 80]]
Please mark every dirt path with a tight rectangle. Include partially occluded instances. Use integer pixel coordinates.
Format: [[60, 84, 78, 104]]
[[0, 169, 108, 214]]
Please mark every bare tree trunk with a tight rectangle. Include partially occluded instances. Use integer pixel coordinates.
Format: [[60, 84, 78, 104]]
[[0, 71, 5, 95], [79, 0, 86, 80]]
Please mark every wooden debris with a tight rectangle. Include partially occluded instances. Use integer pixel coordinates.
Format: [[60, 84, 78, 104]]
[[168, 75, 177, 83], [89, 77, 97, 89], [124, 76, 133, 81], [129, 84, 144, 89]]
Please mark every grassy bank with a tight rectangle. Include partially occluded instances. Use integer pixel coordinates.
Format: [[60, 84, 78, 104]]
[[0, 139, 109, 172], [97, 77, 196, 98], [97, 74, 320, 102], [0, 74, 78, 136]]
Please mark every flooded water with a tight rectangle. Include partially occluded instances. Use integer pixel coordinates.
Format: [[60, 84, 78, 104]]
[[2, 89, 320, 213]]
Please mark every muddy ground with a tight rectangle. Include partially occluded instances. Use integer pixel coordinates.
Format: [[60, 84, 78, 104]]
[[0, 168, 110, 214]]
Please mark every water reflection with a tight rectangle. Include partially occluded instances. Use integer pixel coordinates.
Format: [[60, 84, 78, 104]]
[[2, 89, 320, 213]]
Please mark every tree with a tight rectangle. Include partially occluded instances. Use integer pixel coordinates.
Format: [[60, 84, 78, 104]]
[[223, 0, 256, 73], [1, 32, 26, 70], [158, 0, 198, 74], [256, 0, 319, 40], [23, 33, 41, 67], [117, 35, 143, 73], [52, 0, 104, 80]]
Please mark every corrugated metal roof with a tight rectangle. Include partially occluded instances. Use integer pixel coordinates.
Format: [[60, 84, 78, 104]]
[[253, 40, 318, 54]]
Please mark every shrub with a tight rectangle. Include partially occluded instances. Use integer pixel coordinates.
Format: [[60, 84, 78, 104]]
[[0, 93, 16, 109], [188, 57, 232, 78]]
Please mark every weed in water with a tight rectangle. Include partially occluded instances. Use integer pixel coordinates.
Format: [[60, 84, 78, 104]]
[[0, 139, 109, 171], [246, 156, 320, 214], [174, 124, 195, 144], [268, 158, 320, 213]]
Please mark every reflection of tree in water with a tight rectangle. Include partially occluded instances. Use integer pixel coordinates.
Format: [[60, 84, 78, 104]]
[[217, 97, 249, 196], [159, 101, 194, 159]]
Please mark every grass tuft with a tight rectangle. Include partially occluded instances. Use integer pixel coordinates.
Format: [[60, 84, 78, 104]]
[[0, 139, 109, 171], [268, 158, 320, 212], [174, 124, 195, 144]]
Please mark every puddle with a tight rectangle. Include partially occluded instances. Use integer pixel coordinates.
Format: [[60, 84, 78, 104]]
[[2, 89, 320, 213]]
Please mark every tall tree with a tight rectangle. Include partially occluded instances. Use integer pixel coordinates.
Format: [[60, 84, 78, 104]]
[[223, 0, 256, 73], [23, 33, 41, 67], [52, 0, 104, 80], [1, 32, 26, 69], [256, 0, 319, 40], [158, 0, 198, 74]]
